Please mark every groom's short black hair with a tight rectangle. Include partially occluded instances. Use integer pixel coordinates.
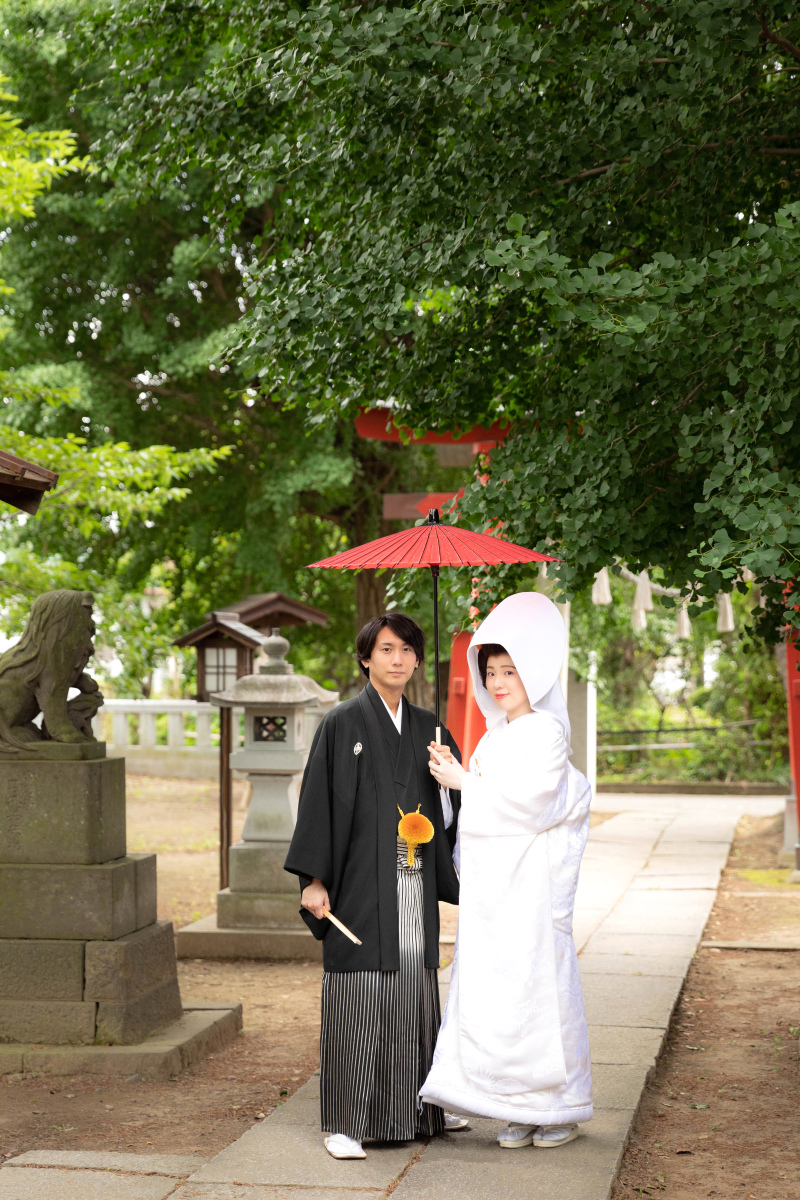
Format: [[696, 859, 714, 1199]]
[[356, 613, 425, 678]]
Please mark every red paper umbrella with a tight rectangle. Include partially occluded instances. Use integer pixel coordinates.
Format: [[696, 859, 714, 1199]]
[[309, 509, 559, 738]]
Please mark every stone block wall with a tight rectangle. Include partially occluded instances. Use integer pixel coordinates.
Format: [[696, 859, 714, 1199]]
[[0, 759, 183, 1046]]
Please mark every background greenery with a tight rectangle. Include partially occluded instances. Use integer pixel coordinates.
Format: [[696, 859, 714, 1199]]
[[0, 0, 466, 696], [96, 0, 800, 634], [570, 575, 789, 784], [0, 0, 792, 780]]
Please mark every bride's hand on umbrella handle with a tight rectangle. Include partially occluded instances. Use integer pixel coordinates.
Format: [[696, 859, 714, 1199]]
[[429, 746, 466, 790], [428, 741, 454, 764]]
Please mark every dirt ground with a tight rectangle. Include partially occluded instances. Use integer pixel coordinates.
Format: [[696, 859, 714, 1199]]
[[125, 774, 248, 931], [1, 779, 797, 1185], [612, 812, 800, 1200], [0, 774, 455, 1160]]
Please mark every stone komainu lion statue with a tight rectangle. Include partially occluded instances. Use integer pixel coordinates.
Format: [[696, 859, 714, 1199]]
[[0, 589, 103, 751]]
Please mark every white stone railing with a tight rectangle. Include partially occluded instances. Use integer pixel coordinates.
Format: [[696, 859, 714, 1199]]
[[94, 694, 336, 780], [92, 699, 243, 778], [93, 699, 243, 751]]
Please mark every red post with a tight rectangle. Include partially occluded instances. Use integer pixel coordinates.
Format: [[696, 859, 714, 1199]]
[[447, 631, 485, 768], [785, 634, 800, 870]]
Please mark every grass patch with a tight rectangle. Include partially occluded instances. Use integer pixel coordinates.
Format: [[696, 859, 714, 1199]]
[[733, 868, 799, 888]]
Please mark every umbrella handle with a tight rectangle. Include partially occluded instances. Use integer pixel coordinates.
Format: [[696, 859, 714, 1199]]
[[430, 562, 440, 737]]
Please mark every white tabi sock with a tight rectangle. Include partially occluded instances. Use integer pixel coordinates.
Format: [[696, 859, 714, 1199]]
[[497, 1123, 539, 1148], [444, 1112, 470, 1131], [533, 1124, 579, 1148]]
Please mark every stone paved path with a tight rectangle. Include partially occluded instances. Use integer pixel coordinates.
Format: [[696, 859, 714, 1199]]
[[1, 793, 783, 1200]]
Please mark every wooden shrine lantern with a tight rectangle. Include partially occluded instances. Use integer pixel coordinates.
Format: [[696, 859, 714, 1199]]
[[173, 592, 329, 702], [0, 450, 58, 515]]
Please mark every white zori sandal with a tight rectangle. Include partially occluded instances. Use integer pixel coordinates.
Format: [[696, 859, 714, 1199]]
[[497, 1123, 539, 1148], [497, 1123, 579, 1149], [324, 1133, 366, 1159], [533, 1124, 579, 1148], [444, 1112, 470, 1131]]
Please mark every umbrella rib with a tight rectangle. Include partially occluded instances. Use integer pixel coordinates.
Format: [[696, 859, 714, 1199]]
[[408, 527, 429, 567]]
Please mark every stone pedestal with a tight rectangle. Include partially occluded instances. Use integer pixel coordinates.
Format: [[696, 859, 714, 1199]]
[[0, 754, 182, 1046], [221, 770, 300, 931]]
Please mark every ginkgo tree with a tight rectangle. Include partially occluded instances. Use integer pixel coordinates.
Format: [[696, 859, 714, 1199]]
[[0, 1, 463, 695], [97, 0, 800, 636]]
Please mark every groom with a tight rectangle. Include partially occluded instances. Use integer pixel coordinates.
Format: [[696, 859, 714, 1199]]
[[284, 612, 463, 1158]]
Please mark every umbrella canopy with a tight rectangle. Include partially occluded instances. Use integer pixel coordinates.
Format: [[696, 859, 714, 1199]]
[[308, 509, 560, 738], [309, 516, 556, 570]]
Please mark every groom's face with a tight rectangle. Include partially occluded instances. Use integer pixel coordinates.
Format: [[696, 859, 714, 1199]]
[[362, 627, 419, 692]]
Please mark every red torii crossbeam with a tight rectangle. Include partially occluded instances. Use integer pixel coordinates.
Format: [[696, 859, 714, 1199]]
[[354, 408, 508, 448]]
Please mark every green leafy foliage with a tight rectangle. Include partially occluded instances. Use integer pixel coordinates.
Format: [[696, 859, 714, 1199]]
[[95, 0, 800, 638], [0, 0, 467, 694], [0, 402, 229, 694], [471, 205, 800, 624], [0, 75, 82, 222]]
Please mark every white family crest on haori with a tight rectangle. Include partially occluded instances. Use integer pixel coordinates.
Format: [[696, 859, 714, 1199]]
[[353, 742, 362, 755], [420, 591, 593, 1126]]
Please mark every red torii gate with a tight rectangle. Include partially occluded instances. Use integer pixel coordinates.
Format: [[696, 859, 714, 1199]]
[[355, 408, 506, 762], [786, 636, 800, 875], [354, 407, 508, 451]]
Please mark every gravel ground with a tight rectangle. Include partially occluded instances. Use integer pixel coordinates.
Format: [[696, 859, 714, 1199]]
[[4, 775, 794, 1192], [612, 812, 800, 1200], [0, 774, 456, 1159]]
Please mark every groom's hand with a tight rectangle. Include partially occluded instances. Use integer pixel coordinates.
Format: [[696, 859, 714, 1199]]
[[302, 877, 331, 921]]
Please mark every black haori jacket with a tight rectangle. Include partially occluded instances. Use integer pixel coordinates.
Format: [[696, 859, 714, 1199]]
[[284, 682, 461, 972]]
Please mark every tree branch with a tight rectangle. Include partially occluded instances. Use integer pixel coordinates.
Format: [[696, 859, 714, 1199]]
[[672, 381, 704, 415], [630, 492, 658, 519], [641, 453, 680, 475], [617, 563, 681, 597], [557, 160, 631, 186], [759, 14, 800, 64]]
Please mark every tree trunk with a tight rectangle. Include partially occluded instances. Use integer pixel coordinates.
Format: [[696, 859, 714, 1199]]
[[355, 568, 388, 635], [405, 665, 433, 711]]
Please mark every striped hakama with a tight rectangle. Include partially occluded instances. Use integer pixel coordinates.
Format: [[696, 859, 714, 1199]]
[[320, 841, 444, 1141]]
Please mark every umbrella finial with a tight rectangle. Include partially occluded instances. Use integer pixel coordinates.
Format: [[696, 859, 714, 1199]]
[[427, 508, 441, 524]]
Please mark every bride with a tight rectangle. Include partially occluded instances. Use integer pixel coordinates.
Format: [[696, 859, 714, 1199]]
[[423, 591, 593, 1149]]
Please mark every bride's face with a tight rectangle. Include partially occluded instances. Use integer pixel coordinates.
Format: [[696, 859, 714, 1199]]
[[485, 653, 532, 721]]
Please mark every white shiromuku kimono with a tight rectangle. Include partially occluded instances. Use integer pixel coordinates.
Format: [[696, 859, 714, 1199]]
[[420, 591, 594, 1127]]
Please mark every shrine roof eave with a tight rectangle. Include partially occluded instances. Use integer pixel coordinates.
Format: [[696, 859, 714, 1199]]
[[209, 591, 329, 629], [173, 614, 268, 650], [0, 449, 59, 515]]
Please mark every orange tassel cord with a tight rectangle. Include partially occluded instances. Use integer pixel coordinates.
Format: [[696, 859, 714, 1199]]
[[397, 804, 434, 866]]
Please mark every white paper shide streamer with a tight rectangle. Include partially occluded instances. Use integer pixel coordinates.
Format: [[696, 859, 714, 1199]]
[[716, 592, 735, 633], [591, 566, 613, 606], [675, 601, 692, 640]]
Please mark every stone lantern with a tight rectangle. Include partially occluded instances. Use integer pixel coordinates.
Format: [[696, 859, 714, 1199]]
[[176, 629, 337, 959]]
